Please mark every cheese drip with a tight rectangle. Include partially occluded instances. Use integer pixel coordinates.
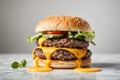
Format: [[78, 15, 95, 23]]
[[27, 38, 101, 72]]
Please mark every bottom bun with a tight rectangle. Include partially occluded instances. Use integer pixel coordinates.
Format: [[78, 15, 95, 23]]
[[36, 58, 91, 69]]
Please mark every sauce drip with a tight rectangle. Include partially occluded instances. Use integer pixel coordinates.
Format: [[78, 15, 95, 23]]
[[27, 57, 52, 72], [27, 38, 101, 72]]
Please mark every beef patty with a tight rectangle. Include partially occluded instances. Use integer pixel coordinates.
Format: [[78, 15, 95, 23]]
[[36, 38, 89, 48], [33, 48, 92, 60]]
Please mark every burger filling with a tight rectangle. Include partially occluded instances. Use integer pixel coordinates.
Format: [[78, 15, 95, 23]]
[[27, 30, 96, 46], [33, 48, 92, 60], [27, 30, 94, 68]]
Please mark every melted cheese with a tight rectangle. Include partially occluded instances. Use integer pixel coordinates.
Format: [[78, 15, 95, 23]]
[[74, 68, 101, 72], [27, 38, 101, 72]]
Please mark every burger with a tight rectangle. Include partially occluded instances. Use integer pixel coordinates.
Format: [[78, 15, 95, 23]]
[[27, 15, 100, 72]]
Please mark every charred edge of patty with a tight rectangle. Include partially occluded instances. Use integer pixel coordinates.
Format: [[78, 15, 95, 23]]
[[33, 48, 92, 60], [36, 38, 89, 48]]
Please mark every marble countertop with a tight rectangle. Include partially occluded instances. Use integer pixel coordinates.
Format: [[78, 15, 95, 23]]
[[0, 53, 120, 80]]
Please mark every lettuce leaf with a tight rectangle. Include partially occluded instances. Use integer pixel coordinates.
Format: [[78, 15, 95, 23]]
[[68, 30, 96, 46], [27, 33, 43, 44]]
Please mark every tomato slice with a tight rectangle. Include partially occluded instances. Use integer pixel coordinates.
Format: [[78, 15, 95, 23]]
[[44, 31, 68, 34]]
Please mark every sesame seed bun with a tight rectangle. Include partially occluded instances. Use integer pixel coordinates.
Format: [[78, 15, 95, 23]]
[[35, 15, 92, 33]]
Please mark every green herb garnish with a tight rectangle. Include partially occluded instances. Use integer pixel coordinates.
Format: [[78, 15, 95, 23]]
[[20, 59, 27, 68], [11, 59, 27, 69], [11, 61, 19, 69]]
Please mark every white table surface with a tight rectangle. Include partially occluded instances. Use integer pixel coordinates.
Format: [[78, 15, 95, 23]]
[[0, 53, 120, 80]]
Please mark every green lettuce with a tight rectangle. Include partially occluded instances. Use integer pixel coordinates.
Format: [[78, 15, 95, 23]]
[[68, 30, 95, 46], [27, 33, 43, 44]]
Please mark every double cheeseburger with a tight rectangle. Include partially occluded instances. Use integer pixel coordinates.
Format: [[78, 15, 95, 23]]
[[27, 15, 100, 72]]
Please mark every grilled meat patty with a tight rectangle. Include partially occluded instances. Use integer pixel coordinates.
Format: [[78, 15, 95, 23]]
[[33, 48, 92, 60], [36, 38, 89, 48]]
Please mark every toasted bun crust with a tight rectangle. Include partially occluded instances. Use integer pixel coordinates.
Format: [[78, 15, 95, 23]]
[[37, 58, 91, 68], [35, 15, 92, 33]]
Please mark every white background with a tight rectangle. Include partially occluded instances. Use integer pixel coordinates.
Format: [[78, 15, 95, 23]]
[[0, 0, 120, 53]]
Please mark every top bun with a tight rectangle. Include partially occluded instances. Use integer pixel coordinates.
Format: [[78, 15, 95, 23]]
[[35, 15, 92, 33]]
